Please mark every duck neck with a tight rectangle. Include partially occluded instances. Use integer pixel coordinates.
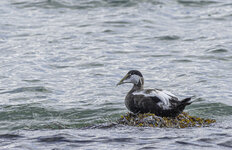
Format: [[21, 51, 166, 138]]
[[130, 77, 144, 93]]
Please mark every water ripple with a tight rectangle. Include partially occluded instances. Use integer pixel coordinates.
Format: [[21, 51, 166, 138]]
[[0, 86, 52, 94], [0, 134, 23, 139], [37, 135, 96, 143], [207, 48, 228, 53], [218, 140, 232, 148], [157, 35, 181, 41], [177, 0, 219, 7]]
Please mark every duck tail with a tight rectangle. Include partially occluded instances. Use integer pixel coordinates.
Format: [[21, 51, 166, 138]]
[[180, 97, 192, 106], [175, 97, 192, 113]]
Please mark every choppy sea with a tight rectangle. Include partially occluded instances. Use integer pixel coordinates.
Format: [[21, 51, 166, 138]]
[[0, 0, 232, 149]]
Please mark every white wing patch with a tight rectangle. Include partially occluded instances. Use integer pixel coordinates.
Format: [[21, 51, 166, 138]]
[[132, 89, 178, 110]]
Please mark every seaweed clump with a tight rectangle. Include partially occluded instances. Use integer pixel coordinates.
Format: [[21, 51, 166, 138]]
[[117, 112, 216, 128]]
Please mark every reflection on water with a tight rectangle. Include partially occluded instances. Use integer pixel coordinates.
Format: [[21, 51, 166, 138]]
[[0, 0, 232, 149]]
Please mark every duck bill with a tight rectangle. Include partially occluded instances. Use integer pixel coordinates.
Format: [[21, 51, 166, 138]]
[[116, 74, 129, 86]]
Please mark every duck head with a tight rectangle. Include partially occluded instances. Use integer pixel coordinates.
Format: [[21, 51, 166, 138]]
[[117, 70, 144, 88]]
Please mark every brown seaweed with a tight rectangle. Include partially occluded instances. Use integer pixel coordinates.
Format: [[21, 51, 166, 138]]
[[117, 112, 216, 128]]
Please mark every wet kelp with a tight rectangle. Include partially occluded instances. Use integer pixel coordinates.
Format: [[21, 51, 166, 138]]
[[117, 112, 216, 128]]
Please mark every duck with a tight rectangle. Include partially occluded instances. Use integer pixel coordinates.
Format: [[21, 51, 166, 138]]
[[117, 70, 192, 117]]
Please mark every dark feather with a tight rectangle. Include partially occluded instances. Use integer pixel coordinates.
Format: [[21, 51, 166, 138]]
[[125, 91, 192, 117], [119, 70, 193, 117]]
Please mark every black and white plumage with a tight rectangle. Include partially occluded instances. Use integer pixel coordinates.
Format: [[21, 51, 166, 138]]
[[117, 70, 192, 117]]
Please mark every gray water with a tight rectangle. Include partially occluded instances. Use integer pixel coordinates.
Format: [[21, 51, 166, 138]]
[[0, 0, 232, 149]]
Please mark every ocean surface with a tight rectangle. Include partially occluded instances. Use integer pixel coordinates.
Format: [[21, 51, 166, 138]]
[[0, 0, 232, 149]]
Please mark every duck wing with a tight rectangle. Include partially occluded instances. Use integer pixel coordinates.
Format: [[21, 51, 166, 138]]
[[131, 89, 192, 117], [133, 89, 179, 110]]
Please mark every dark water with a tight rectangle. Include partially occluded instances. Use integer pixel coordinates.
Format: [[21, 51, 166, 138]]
[[0, 0, 232, 149]]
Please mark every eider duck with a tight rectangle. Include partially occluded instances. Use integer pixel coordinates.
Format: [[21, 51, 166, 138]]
[[117, 70, 192, 117]]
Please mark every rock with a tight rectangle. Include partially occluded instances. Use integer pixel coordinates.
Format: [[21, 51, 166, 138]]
[[117, 112, 216, 128]]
